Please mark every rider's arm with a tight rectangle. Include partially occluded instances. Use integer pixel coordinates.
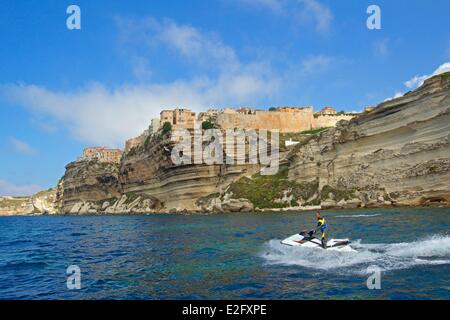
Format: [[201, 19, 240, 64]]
[[313, 223, 320, 233]]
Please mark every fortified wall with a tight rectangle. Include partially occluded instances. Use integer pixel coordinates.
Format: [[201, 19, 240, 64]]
[[216, 107, 315, 133], [215, 106, 357, 133], [313, 114, 357, 129]]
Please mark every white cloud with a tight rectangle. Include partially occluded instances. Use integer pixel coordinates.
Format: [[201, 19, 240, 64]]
[[433, 62, 450, 75], [8, 137, 37, 155], [239, 0, 284, 13], [384, 91, 404, 102], [1, 18, 279, 148], [404, 75, 428, 89], [301, 55, 333, 73], [384, 61, 450, 102], [117, 17, 239, 72], [130, 56, 152, 80], [1, 79, 277, 148], [393, 92, 404, 99], [373, 38, 389, 58], [298, 0, 333, 33], [0, 180, 42, 196], [232, 0, 333, 33], [404, 62, 450, 89], [30, 118, 58, 134], [158, 20, 237, 67]]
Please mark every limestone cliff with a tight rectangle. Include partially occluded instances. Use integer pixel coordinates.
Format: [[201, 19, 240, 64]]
[[55, 131, 260, 214], [0, 189, 58, 216], [288, 72, 450, 208], [119, 132, 260, 212], [56, 159, 122, 213], [49, 72, 450, 214]]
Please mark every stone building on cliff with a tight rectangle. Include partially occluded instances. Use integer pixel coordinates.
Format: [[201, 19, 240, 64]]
[[317, 106, 338, 115], [364, 106, 375, 113], [160, 108, 196, 130], [153, 106, 359, 133], [82, 147, 123, 163], [198, 109, 220, 123], [124, 131, 148, 152], [124, 118, 161, 152], [313, 106, 357, 129]]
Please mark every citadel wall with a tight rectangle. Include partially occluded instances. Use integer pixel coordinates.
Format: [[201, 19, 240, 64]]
[[313, 114, 357, 129], [215, 108, 315, 133]]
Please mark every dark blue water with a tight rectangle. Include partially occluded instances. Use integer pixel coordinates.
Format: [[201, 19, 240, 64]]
[[0, 208, 449, 300]]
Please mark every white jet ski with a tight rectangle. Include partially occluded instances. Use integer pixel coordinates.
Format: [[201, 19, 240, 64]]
[[281, 230, 357, 252]]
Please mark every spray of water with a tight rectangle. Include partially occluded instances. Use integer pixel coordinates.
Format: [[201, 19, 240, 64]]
[[260, 235, 450, 275], [335, 214, 382, 218]]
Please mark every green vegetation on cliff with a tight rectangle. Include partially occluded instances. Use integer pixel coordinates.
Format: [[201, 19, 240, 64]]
[[320, 185, 356, 202], [162, 122, 172, 134], [279, 128, 328, 152], [202, 119, 215, 130], [301, 127, 329, 135], [438, 71, 450, 79], [0, 197, 28, 208], [196, 192, 221, 206], [227, 166, 319, 209], [226, 165, 359, 208], [126, 147, 138, 157], [124, 192, 142, 204]]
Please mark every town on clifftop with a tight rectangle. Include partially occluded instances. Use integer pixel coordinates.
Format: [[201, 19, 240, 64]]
[[80, 105, 364, 164]]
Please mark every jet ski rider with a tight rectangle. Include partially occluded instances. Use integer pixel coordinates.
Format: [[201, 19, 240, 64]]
[[315, 211, 327, 249]]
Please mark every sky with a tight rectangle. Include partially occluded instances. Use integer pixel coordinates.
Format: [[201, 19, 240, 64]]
[[0, 0, 449, 195]]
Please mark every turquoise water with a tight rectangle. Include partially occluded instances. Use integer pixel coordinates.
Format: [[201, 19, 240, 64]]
[[0, 208, 449, 300]]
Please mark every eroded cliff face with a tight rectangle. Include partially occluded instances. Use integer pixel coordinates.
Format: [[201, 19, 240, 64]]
[[0, 189, 58, 216], [55, 131, 260, 214], [53, 72, 450, 214], [56, 160, 122, 213], [288, 73, 450, 208], [119, 132, 260, 212]]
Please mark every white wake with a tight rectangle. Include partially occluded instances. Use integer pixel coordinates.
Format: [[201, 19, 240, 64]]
[[260, 235, 450, 274], [335, 214, 382, 218]]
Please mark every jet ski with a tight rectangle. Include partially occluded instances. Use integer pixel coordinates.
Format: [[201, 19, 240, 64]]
[[281, 230, 357, 252]]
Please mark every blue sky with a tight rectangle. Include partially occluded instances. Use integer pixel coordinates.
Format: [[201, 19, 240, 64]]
[[0, 0, 449, 195]]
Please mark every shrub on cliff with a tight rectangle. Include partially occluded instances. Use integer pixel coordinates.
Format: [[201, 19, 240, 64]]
[[144, 135, 152, 148], [162, 121, 172, 134], [438, 71, 450, 79], [127, 147, 137, 157], [320, 185, 356, 202], [202, 120, 214, 130], [227, 166, 319, 208], [301, 127, 329, 135]]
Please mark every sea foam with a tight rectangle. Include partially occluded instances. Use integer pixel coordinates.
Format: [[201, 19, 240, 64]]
[[335, 214, 382, 218], [260, 235, 450, 275]]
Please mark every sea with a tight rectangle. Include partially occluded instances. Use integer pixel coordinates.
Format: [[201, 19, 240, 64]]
[[0, 207, 449, 299]]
